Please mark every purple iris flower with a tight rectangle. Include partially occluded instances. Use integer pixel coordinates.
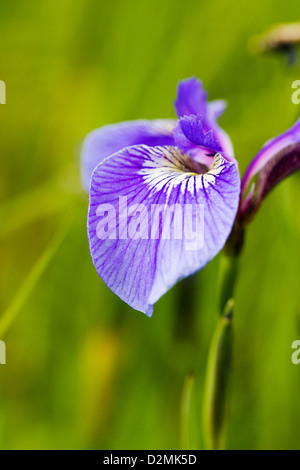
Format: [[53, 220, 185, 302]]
[[81, 78, 240, 316], [239, 118, 300, 224], [80, 77, 300, 316]]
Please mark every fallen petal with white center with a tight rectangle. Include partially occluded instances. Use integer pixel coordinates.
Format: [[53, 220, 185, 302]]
[[88, 145, 240, 316]]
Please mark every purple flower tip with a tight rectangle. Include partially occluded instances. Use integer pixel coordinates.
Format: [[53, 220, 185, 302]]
[[239, 117, 300, 225]]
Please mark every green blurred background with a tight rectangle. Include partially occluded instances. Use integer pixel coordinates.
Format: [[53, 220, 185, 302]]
[[0, 0, 300, 450]]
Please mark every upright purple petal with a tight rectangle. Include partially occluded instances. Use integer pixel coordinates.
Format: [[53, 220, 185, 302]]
[[211, 121, 235, 158], [174, 77, 234, 157], [80, 119, 176, 192], [174, 77, 208, 118], [239, 118, 300, 223], [88, 145, 240, 316], [208, 100, 227, 121], [174, 78, 227, 122]]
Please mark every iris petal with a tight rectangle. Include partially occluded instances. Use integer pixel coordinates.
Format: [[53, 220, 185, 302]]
[[208, 99, 227, 121], [174, 114, 223, 155], [240, 118, 300, 223], [174, 77, 208, 118], [88, 145, 240, 316], [174, 77, 234, 157], [81, 119, 176, 192], [241, 118, 300, 194]]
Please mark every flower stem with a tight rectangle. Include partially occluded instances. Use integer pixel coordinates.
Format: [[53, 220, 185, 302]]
[[202, 299, 234, 450], [180, 373, 197, 450], [218, 223, 244, 313], [202, 224, 244, 450]]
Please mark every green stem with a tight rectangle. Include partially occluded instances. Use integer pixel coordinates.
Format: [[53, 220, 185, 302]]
[[202, 224, 244, 450], [218, 254, 239, 315], [180, 373, 196, 450], [218, 223, 244, 311], [202, 299, 234, 450]]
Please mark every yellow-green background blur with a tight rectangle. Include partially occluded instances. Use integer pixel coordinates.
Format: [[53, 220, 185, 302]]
[[0, 0, 300, 450]]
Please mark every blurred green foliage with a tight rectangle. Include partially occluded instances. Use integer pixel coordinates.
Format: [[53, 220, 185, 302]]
[[0, 0, 300, 450]]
